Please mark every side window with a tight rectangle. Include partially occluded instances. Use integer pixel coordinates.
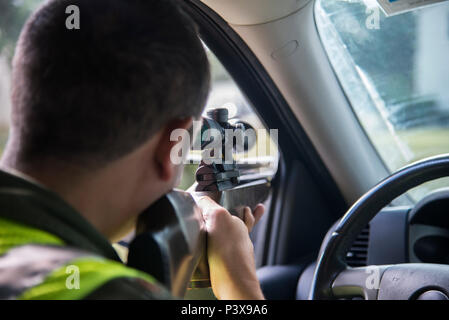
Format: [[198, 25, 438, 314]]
[[178, 49, 279, 190]]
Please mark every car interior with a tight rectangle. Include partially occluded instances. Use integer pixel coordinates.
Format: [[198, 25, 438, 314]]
[[1, 0, 449, 300]]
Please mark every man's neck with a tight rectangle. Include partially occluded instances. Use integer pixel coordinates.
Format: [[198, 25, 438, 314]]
[[0, 157, 149, 242], [0, 135, 167, 242]]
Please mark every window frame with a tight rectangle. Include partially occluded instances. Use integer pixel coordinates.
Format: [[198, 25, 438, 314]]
[[182, 0, 348, 267]]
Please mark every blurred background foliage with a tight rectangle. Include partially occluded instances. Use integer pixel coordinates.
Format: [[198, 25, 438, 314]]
[[0, 1, 42, 152], [0, 0, 40, 60]]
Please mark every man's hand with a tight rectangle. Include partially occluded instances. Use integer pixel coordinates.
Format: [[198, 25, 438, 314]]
[[198, 197, 265, 300]]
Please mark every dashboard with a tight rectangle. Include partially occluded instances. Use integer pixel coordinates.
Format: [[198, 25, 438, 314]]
[[360, 189, 449, 266], [295, 189, 449, 299]]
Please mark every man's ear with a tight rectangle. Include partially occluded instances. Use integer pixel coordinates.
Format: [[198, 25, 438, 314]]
[[154, 117, 193, 182]]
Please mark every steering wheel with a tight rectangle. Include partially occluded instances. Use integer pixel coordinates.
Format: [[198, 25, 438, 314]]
[[310, 154, 449, 300]]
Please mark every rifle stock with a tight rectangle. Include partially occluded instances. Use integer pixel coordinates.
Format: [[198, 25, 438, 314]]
[[127, 179, 271, 297], [189, 179, 271, 289]]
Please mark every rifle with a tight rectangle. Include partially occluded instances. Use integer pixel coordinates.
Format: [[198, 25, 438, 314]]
[[127, 108, 272, 297]]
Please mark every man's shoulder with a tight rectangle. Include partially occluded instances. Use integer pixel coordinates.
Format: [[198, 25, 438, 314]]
[[56, 253, 173, 300], [0, 243, 171, 300]]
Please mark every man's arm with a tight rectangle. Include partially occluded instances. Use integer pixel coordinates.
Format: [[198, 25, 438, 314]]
[[198, 197, 265, 300], [86, 198, 265, 300]]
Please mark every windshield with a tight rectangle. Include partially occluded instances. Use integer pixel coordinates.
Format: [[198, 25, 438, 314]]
[[315, 0, 449, 202]]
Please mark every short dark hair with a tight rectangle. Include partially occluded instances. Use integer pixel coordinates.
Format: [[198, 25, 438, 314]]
[[11, 0, 210, 167]]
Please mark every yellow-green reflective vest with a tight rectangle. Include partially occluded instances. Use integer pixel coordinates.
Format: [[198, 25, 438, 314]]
[[0, 217, 157, 300]]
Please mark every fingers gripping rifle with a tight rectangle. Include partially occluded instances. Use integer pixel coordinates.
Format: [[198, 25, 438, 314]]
[[127, 108, 271, 297]]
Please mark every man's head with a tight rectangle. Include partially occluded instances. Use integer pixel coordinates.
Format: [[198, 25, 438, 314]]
[[3, 0, 210, 239], [10, 0, 209, 166]]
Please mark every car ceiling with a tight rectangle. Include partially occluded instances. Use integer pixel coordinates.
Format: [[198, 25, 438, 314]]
[[200, 0, 311, 25]]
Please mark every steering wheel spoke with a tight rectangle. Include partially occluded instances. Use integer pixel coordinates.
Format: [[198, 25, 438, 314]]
[[332, 266, 389, 300]]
